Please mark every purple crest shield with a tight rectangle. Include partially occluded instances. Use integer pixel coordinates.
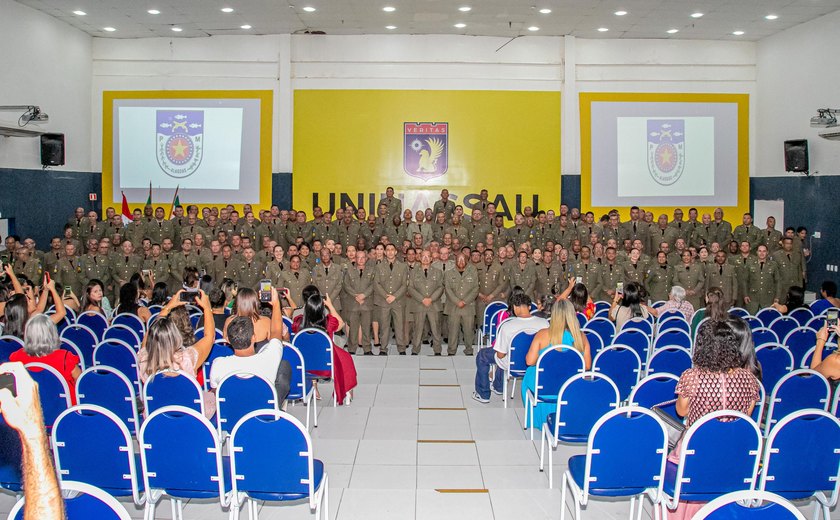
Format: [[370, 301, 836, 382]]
[[647, 119, 685, 186], [404, 122, 448, 181], [156, 110, 204, 179]]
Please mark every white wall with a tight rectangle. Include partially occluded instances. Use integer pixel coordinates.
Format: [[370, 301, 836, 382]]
[[0, 0, 91, 171], [756, 10, 840, 177]]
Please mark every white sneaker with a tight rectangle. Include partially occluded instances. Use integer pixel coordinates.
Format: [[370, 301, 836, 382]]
[[472, 392, 490, 404], [491, 387, 503, 396]]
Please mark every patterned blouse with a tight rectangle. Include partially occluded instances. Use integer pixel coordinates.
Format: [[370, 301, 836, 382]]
[[659, 299, 696, 322], [676, 367, 760, 427]]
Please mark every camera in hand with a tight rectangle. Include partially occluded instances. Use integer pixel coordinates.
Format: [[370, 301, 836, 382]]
[[259, 279, 273, 302], [827, 309, 839, 327], [0, 373, 17, 398], [180, 290, 199, 302]]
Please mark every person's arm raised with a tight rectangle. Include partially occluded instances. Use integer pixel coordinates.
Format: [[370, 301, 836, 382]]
[[45, 279, 66, 325], [4, 264, 24, 295], [192, 291, 215, 366], [269, 288, 288, 341], [324, 292, 345, 330]]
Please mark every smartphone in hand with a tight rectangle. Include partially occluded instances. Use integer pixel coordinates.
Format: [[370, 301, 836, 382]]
[[259, 279, 273, 302], [827, 308, 839, 328]]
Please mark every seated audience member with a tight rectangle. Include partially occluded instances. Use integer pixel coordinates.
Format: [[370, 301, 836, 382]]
[[608, 281, 652, 330], [130, 272, 153, 303], [55, 282, 80, 314], [812, 323, 840, 387], [727, 315, 762, 381], [149, 282, 169, 307], [79, 279, 110, 315], [702, 287, 728, 322], [115, 282, 152, 323], [209, 288, 229, 332], [819, 280, 840, 308], [2, 268, 66, 340], [557, 278, 595, 319], [219, 278, 238, 312], [671, 320, 760, 519], [10, 313, 81, 404], [137, 290, 216, 419], [183, 267, 201, 290], [291, 285, 357, 404], [771, 285, 806, 314], [489, 286, 526, 342], [223, 287, 287, 344], [520, 299, 592, 427], [473, 292, 548, 403], [649, 285, 695, 321]]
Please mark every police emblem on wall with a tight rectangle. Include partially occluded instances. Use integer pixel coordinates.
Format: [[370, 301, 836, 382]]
[[156, 110, 204, 178], [404, 122, 448, 181], [647, 119, 685, 186]]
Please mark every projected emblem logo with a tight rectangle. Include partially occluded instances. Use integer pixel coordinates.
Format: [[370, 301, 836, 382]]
[[404, 122, 448, 181], [647, 119, 685, 186], [156, 110, 204, 178]]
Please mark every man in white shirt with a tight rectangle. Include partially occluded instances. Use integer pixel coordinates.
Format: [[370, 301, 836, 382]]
[[472, 293, 549, 403]]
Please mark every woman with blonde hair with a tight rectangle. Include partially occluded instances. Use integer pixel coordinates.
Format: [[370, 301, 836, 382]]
[[520, 299, 592, 427]]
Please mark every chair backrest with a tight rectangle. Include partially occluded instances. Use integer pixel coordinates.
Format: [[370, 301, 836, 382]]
[[752, 327, 780, 347], [593, 301, 611, 313], [189, 313, 203, 329], [25, 362, 72, 428], [195, 327, 224, 341], [693, 490, 807, 520], [201, 341, 235, 391], [781, 327, 817, 368], [646, 346, 692, 377], [593, 345, 642, 400], [629, 373, 679, 409], [575, 312, 588, 329], [744, 316, 763, 331], [729, 307, 750, 318], [0, 335, 24, 364], [657, 309, 686, 323], [282, 343, 311, 401], [216, 372, 278, 437], [751, 382, 766, 424], [52, 405, 142, 504], [291, 328, 333, 376], [138, 406, 227, 501], [805, 315, 826, 332], [690, 308, 707, 333], [229, 410, 319, 503], [110, 313, 145, 339], [60, 339, 87, 370], [799, 344, 837, 369], [580, 407, 668, 497], [488, 308, 508, 344], [584, 317, 615, 347], [834, 385, 840, 417], [809, 299, 834, 315], [757, 307, 783, 327], [769, 317, 799, 345], [765, 369, 831, 435], [692, 317, 710, 343], [652, 329, 692, 351], [552, 372, 620, 439], [613, 329, 652, 366], [656, 317, 690, 336], [592, 308, 610, 320], [671, 410, 762, 501], [620, 317, 653, 337], [582, 329, 604, 356], [93, 339, 140, 393], [483, 300, 507, 332], [533, 346, 585, 402], [103, 324, 141, 350], [0, 415, 23, 493], [75, 311, 109, 341], [8, 481, 133, 520], [755, 344, 794, 395], [787, 307, 814, 326], [60, 325, 99, 368], [760, 409, 840, 504], [76, 366, 139, 435], [282, 316, 294, 338], [147, 304, 163, 316], [143, 370, 204, 416], [506, 329, 538, 377]]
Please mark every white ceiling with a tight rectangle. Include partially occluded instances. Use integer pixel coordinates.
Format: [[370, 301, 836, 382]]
[[16, 0, 840, 41]]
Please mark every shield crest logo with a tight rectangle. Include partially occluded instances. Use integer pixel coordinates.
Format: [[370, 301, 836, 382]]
[[404, 122, 448, 181], [156, 110, 204, 179], [647, 119, 685, 186]]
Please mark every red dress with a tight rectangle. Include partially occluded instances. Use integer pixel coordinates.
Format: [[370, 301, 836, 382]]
[[292, 314, 358, 405], [11, 348, 80, 405]]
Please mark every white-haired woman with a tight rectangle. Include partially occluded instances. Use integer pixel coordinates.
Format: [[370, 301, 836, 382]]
[[10, 313, 81, 404], [649, 285, 695, 321]]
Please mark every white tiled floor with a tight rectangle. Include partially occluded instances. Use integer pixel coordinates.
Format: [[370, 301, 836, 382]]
[[1, 344, 838, 519]]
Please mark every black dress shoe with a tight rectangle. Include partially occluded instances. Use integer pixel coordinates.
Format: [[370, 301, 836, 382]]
[[379, 350, 388, 356], [364, 351, 374, 356], [399, 351, 406, 355], [434, 352, 442, 356], [373, 343, 382, 348]]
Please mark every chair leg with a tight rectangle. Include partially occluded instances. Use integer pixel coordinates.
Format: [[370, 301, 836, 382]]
[[547, 431, 554, 488], [635, 495, 645, 520], [539, 425, 546, 473], [248, 499, 258, 520], [313, 396, 318, 428], [510, 378, 518, 399], [503, 374, 508, 408], [560, 472, 569, 520], [629, 496, 636, 520], [322, 476, 330, 520]]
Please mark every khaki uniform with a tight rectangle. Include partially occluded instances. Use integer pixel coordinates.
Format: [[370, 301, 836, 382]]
[[507, 262, 537, 298], [279, 269, 312, 308], [408, 267, 444, 354], [212, 257, 243, 284], [236, 261, 265, 291], [597, 262, 624, 302], [146, 220, 175, 245], [706, 262, 739, 308], [622, 261, 647, 286], [733, 224, 763, 252], [264, 261, 286, 288], [535, 263, 564, 301], [646, 264, 673, 303], [143, 256, 171, 288], [506, 226, 533, 249], [312, 262, 345, 311], [343, 265, 376, 353], [467, 221, 492, 248], [620, 220, 649, 246], [112, 255, 143, 290], [380, 196, 402, 222], [80, 254, 112, 294], [374, 260, 409, 353], [729, 254, 754, 304], [54, 256, 84, 296], [571, 260, 600, 294], [14, 258, 43, 285], [313, 222, 339, 244], [43, 251, 64, 274], [446, 224, 470, 247], [710, 220, 733, 247], [79, 224, 104, 243], [668, 220, 691, 243], [772, 250, 805, 301], [337, 222, 361, 249], [762, 229, 784, 254], [444, 265, 479, 355], [477, 261, 508, 325], [744, 259, 780, 313], [649, 227, 680, 253], [691, 225, 715, 249], [674, 263, 707, 310], [433, 199, 456, 222], [171, 252, 202, 288]]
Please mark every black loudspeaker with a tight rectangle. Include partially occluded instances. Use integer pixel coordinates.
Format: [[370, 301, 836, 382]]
[[40, 133, 65, 166], [784, 139, 808, 173]]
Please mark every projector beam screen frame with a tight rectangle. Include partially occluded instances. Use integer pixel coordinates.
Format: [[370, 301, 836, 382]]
[[579, 92, 749, 221], [102, 89, 273, 214]]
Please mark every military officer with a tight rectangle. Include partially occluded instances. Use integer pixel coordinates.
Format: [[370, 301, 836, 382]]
[[343, 250, 376, 354], [408, 250, 445, 355], [279, 255, 312, 307], [13, 247, 43, 285], [622, 248, 647, 286], [597, 247, 624, 302], [145, 207, 175, 245], [710, 208, 733, 247], [649, 215, 680, 253], [112, 241, 143, 292], [236, 247, 265, 291], [143, 244, 171, 288], [508, 250, 537, 298], [744, 245, 780, 314], [264, 245, 286, 287], [706, 251, 739, 308], [80, 240, 112, 297], [732, 213, 762, 252], [311, 249, 344, 311], [773, 237, 806, 300], [212, 245, 243, 283], [433, 189, 456, 222], [690, 213, 715, 249], [761, 216, 784, 254], [444, 253, 479, 356], [54, 243, 84, 296], [374, 243, 409, 355], [380, 187, 403, 222], [535, 249, 563, 301], [646, 251, 674, 303], [673, 250, 706, 310], [476, 249, 508, 326], [506, 214, 533, 249], [571, 246, 600, 294]]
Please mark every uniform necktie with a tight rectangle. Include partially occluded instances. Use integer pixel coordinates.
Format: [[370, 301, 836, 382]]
[[787, 253, 791, 261], [325, 267, 329, 276], [760, 262, 764, 271], [69, 260, 74, 269], [389, 262, 393, 271], [633, 222, 637, 233], [295, 272, 299, 279], [224, 261, 228, 268], [424, 269, 428, 278], [359, 269, 363, 279], [719, 266, 723, 275], [125, 256, 129, 263]]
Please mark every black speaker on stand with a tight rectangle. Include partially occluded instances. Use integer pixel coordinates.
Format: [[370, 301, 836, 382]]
[[784, 139, 809, 174], [40, 133, 65, 167]]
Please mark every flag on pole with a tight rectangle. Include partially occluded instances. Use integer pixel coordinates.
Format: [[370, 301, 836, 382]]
[[169, 185, 181, 219], [121, 191, 132, 226], [146, 181, 152, 207]]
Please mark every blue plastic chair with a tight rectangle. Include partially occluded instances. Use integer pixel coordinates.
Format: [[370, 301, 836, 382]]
[[524, 347, 586, 438], [661, 411, 763, 516], [143, 370, 205, 417], [202, 341, 234, 391], [103, 324, 141, 349], [594, 301, 611, 313], [25, 362, 72, 429], [652, 329, 692, 351], [76, 311, 109, 341], [60, 339, 87, 370], [834, 385, 840, 418], [503, 328, 539, 408], [810, 299, 834, 316], [757, 308, 784, 328], [189, 313, 203, 329], [52, 405, 144, 506], [216, 372, 278, 438], [629, 374, 679, 409], [229, 410, 329, 520], [782, 327, 817, 368], [764, 369, 831, 436], [0, 335, 24, 363], [194, 327, 224, 341], [752, 327, 780, 347], [560, 407, 669, 520], [582, 329, 604, 357], [729, 307, 750, 318], [770, 317, 800, 346], [111, 313, 146, 340], [657, 317, 691, 336], [620, 317, 653, 337], [592, 345, 642, 401], [693, 490, 807, 520], [61, 324, 100, 368], [744, 316, 763, 331], [613, 329, 651, 367], [282, 343, 317, 430], [76, 366, 140, 435], [755, 344, 795, 396], [487, 308, 508, 347], [657, 309, 686, 323], [646, 346, 692, 377], [481, 300, 507, 347], [576, 312, 588, 329], [138, 406, 232, 520], [788, 307, 814, 327], [0, 414, 22, 494], [806, 315, 826, 332], [93, 339, 141, 394], [584, 317, 615, 348], [801, 344, 839, 369], [540, 372, 620, 488], [291, 328, 336, 405], [8, 481, 133, 520], [282, 316, 294, 339], [759, 409, 840, 520]]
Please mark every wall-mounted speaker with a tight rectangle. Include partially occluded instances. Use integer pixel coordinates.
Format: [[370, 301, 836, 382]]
[[40, 133, 65, 166], [783, 139, 808, 173]]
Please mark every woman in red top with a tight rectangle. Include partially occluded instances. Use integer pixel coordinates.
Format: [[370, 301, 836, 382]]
[[291, 285, 357, 405], [10, 313, 81, 404]]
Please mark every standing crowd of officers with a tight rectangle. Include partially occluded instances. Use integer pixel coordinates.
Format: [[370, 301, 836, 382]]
[[0, 187, 809, 355]]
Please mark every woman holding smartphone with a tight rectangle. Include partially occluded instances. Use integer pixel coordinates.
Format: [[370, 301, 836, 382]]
[[812, 322, 840, 389]]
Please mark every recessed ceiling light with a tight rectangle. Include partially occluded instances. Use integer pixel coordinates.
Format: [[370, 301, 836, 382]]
[[614, 10, 627, 16], [597, 27, 609, 32], [171, 26, 182, 32], [147, 9, 160, 14], [528, 26, 540, 31], [454, 23, 466, 28], [72, 10, 86, 15], [220, 7, 233, 13], [240, 24, 252, 29], [382, 6, 396, 12], [458, 6, 472, 12], [103, 26, 116, 31], [732, 30, 744, 35], [385, 25, 397, 30], [691, 12, 704, 18], [765, 14, 778, 20], [302, 6, 316, 12], [667, 28, 679, 34], [539, 8, 552, 14]]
